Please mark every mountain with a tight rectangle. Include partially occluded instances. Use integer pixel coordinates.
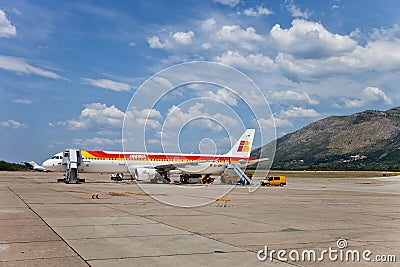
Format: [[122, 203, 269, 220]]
[[252, 107, 400, 170]]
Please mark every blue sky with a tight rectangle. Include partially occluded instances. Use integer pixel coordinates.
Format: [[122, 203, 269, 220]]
[[0, 0, 399, 163]]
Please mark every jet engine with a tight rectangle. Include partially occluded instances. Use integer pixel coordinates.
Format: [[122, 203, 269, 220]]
[[135, 167, 158, 181]]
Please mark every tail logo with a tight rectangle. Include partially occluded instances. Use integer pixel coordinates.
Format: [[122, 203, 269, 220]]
[[237, 140, 251, 152]]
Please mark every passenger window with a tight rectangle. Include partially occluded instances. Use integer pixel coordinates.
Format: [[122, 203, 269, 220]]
[[274, 177, 280, 180]]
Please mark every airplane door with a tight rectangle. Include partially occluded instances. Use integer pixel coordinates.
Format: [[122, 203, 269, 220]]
[[118, 155, 127, 172], [119, 154, 127, 166]]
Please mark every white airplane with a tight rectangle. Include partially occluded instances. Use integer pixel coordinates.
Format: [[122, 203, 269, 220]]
[[42, 129, 263, 183], [24, 161, 48, 172]]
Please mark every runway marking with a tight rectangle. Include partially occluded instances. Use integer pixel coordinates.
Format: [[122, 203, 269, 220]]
[[6, 186, 89, 266], [125, 191, 150, 196], [57, 190, 90, 194], [107, 192, 128, 197], [181, 195, 233, 204]]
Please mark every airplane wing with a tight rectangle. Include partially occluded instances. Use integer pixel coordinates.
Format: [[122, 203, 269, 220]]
[[235, 157, 270, 167], [24, 161, 48, 172], [246, 158, 270, 165], [24, 161, 35, 169]]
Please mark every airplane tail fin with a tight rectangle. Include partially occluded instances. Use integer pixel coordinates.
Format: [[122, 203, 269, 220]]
[[224, 129, 255, 158], [24, 161, 38, 169]]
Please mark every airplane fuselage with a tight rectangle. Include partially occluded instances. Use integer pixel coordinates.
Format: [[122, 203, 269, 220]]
[[43, 150, 253, 175]]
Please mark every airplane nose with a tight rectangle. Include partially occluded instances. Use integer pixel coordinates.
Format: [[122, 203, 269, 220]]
[[42, 160, 51, 168]]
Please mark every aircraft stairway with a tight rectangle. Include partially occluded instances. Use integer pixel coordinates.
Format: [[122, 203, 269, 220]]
[[227, 164, 252, 185], [58, 149, 84, 183]]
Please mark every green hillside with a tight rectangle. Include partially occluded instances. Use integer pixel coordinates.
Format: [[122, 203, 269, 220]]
[[0, 161, 29, 171], [252, 107, 400, 170]]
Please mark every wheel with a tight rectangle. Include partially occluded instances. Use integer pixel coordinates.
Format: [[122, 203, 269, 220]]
[[266, 183, 270, 186], [65, 173, 70, 184], [280, 183, 284, 186], [180, 174, 188, 184]]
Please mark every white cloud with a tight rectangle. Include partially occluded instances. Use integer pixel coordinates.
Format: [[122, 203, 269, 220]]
[[147, 139, 161, 145], [172, 31, 195, 45], [214, 25, 266, 50], [280, 107, 320, 118], [201, 18, 216, 31], [258, 116, 293, 129], [13, 99, 32, 104], [165, 103, 208, 129], [164, 102, 239, 132], [126, 108, 163, 130], [275, 34, 400, 82], [81, 78, 131, 92], [213, 0, 239, 7], [0, 55, 64, 79], [202, 88, 238, 106], [3, 7, 22, 15], [337, 87, 393, 109], [147, 36, 172, 49], [270, 19, 357, 59], [243, 6, 273, 17], [370, 24, 400, 41], [0, 119, 27, 129], [58, 103, 125, 130], [348, 38, 400, 72], [72, 137, 120, 147], [201, 42, 212, 49], [147, 30, 195, 49], [96, 129, 120, 136], [153, 76, 173, 89], [274, 53, 339, 82], [270, 90, 319, 105], [0, 10, 16, 38], [285, 0, 312, 18], [268, 22, 400, 82], [215, 50, 275, 71]]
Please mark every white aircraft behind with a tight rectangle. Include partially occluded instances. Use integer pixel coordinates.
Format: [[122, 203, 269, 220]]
[[24, 161, 48, 172], [43, 129, 264, 183]]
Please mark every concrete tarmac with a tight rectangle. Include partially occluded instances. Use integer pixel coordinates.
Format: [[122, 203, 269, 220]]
[[0, 171, 399, 266]]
